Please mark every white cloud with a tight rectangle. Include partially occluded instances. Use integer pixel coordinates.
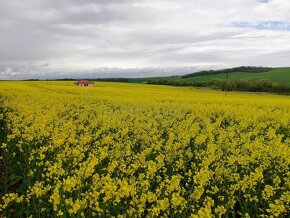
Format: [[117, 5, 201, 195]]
[[0, 0, 290, 79]]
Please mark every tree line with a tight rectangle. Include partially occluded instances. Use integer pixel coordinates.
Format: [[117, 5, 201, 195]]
[[147, 79, 290, 95], [182, 66, 272, 78]]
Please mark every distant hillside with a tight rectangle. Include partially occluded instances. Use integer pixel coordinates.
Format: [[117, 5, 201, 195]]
[[145, 67, 290, 94], [145, 67, 290, 86], [182, 66, 272, 78]]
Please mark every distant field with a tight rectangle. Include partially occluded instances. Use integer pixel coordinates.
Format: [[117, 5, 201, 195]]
[[141, 67, 290, 86]]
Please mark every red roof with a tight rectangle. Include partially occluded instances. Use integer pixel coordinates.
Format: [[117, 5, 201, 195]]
[[74, 80, 94, 85]]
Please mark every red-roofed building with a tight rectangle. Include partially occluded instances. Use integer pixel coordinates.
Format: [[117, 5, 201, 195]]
[[74, 80, 94, 87]]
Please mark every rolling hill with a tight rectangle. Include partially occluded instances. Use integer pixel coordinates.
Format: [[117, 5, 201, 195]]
[[142, 67, 290, 86]]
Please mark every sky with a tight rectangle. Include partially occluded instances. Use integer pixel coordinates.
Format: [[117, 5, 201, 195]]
[[0, 0, 290, 79]]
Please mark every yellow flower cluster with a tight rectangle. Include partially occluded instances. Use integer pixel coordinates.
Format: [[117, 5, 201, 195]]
[[0, 81, 289, 217]]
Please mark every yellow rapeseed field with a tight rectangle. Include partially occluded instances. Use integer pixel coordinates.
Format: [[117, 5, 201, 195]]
[[0, 81, 289, 217]]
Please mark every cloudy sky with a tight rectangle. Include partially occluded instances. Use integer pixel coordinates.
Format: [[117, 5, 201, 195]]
[[1, 0, 290, 79]]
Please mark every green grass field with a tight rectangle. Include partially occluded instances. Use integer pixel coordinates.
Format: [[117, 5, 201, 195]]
[[140, 67, 290, 86]]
